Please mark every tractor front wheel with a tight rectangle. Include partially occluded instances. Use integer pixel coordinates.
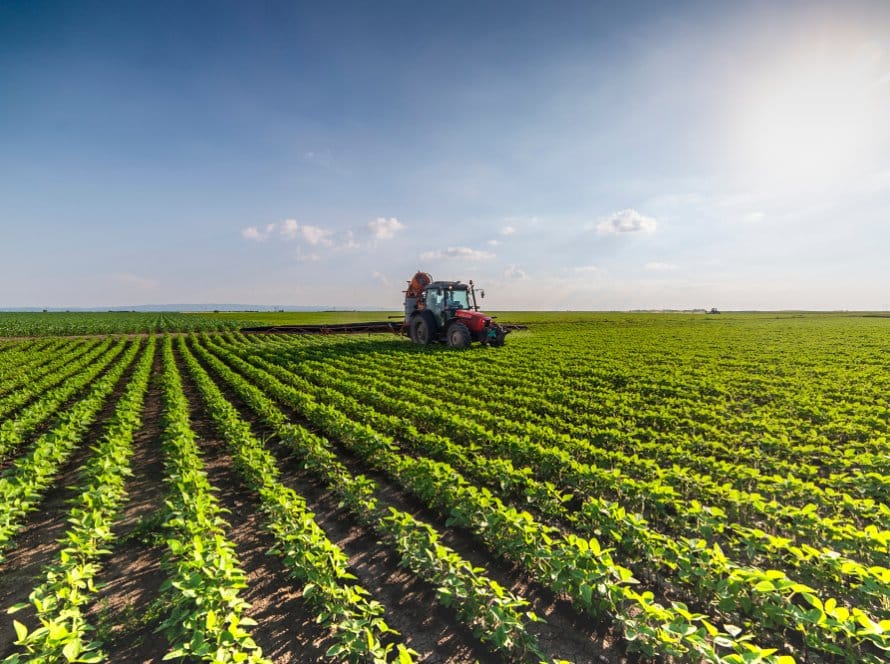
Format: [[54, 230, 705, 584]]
[[446, 322, 471, 349]]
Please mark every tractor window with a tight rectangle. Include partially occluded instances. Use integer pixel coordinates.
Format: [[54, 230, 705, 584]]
[[448, 290, 470, 309], [427, 289, 444, 309]]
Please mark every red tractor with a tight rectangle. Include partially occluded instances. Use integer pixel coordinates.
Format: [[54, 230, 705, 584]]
[[403, 271, 509, 349], [240, 271, 517, 347]]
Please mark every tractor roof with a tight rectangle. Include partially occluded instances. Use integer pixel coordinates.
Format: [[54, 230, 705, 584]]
[[425, 281, 467, 290]]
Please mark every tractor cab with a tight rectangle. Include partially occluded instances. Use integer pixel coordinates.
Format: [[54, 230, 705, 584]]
[[423, 282, 471, 328]]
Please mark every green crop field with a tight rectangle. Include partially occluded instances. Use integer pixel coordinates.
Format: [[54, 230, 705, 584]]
[[0, 312, 255, 336], [0, 313, 887, 663]]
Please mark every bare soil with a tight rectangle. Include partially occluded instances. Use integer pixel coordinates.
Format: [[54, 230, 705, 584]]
[[84, 350, 169, 662]]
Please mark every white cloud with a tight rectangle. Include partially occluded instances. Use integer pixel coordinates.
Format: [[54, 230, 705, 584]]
[[487, 239, 500, 246], [243, 215, 402, 258], [341, 230, 359, 250], [504, 264, 527, 280], [280, 219, 300, 239], [372, 271, 391, 286], [596, 209, 657, 235], [644, 261, 678, 271], [246, 219, 336, 246], [742, 211, 765, 223], [299, 223, 334, 246], [500, 225, 516, 236], [242, 223, 276, 241], [368, 217, 404, 240], [571, 265, 602, 274], [420, 247, 495, 261], [295, 249, 320, 262], [242, 219, 303, 241]]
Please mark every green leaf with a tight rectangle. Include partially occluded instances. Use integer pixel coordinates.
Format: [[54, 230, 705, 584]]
[[803, 593, 823, 611], [63, 638, 81, 661], [701, 619, 719, 637], [723, 624, 743, 637], [12, 620, 27, 642], [162, 649, 185, 660]]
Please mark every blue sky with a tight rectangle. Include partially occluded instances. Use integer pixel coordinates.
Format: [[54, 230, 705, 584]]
[[2, 1, 888, 310]]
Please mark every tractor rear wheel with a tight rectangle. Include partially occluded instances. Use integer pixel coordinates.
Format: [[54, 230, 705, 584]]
[[446, 322, 471, 349], [410, 311, 436, 345]]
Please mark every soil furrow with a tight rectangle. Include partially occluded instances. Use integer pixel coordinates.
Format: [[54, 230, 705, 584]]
[[85, 348, 168, 662], [187, 340, 499, 663], [0, 340, 144, 657], [174, 347, 330, 663]]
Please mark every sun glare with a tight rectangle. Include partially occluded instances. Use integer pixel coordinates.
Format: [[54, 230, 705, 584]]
[[729, 40, 889, 193]]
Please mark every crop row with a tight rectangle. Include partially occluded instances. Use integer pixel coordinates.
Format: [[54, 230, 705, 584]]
[[0, 312, 253, 336], [320, 326, 888, 488], [176, 336, 415, 662], [183, 336, 552, 662], [1, 314, 885, 663], [5, 337, 156, 663], [288, 336, 887, 517], [430, 350, 886, 478], [2, 334, 545, 662], [240, 334, 889, 600], [154, 336, 270, 663], [332, 340, 886, 508], [215, 334, 890, 661], [0, 338, 142, 562], [0, 338, 73, 391], [196, 334, 793, 663], [0, 338, 123, 462], [330, 338, 887, 548], [304, 351, 890, 569], [0, 339, 106, 430]]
